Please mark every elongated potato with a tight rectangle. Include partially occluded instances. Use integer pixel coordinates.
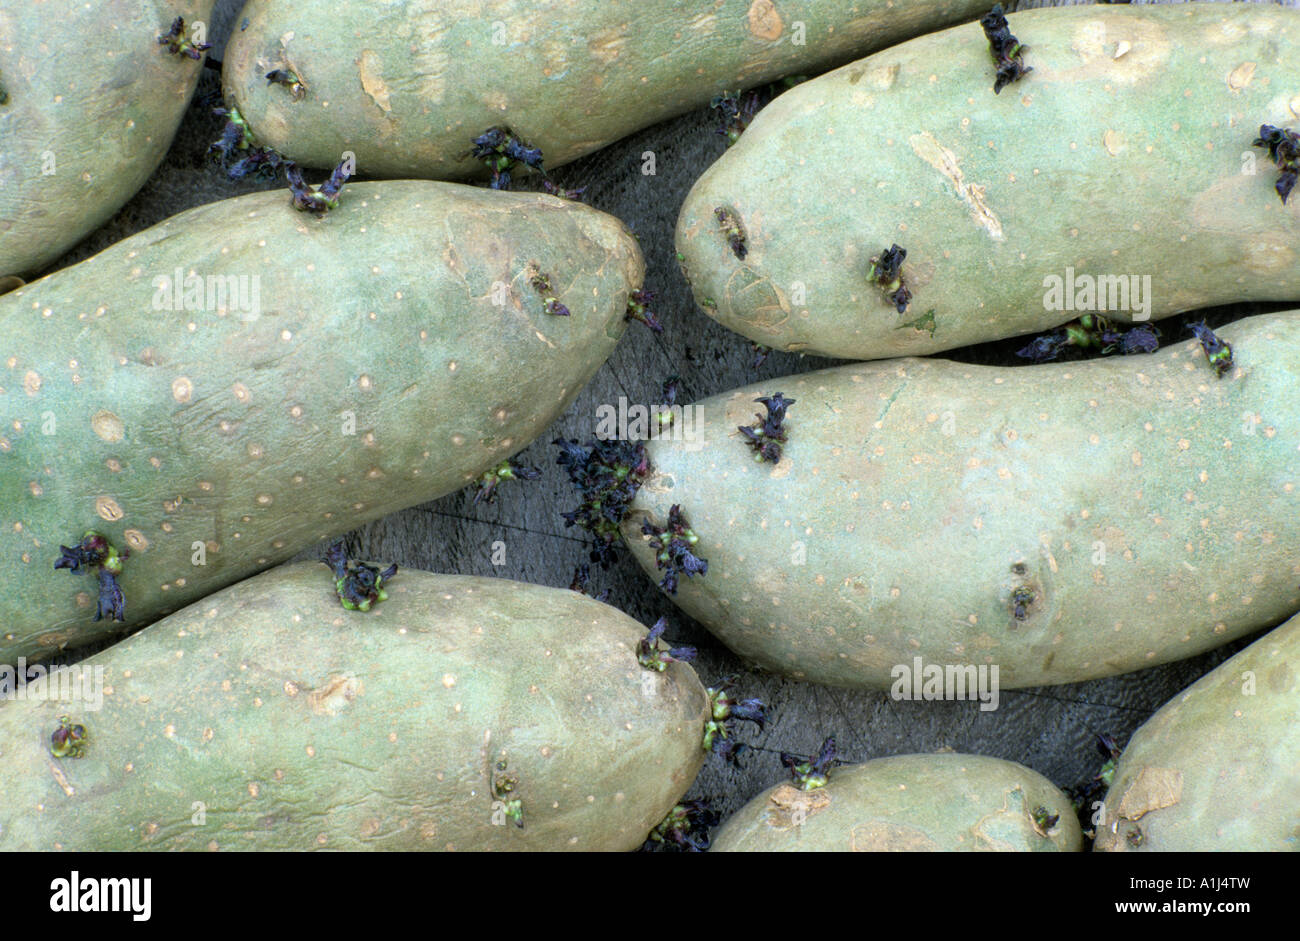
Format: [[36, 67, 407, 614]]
[[0, 1, 214, 280], [221, 0, 994, 180], [0, 180, 642, 666], [713, 753, 1081, 851], [0, 564, 709, 850], [620, 312, 1300, 689], [1094, 613, 1299, 852], [676, 4, 1300, 360]]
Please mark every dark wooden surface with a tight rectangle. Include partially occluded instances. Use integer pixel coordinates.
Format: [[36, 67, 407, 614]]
[[44, 0, 1293, 835]]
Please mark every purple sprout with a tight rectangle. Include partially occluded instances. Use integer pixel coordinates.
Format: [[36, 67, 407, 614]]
[[555, 438, 650, 566], [542, 180, 585, 201], [1020, 316, 1159, 363], [981, 4, 1032, 94], [1253, 124, 1300, 204], [1011, 585, 1035, 621], [709, 78, 805, 148], [529, 268, 570, 317], [1033, 806, 1061, 832], [568, 564, 612, 603], [210, 106, 285, 182], [473, 459, 542, 506], [1067, 731, 1125, 813], [55, 533, 107, 574], [209, 112, 246, 159], [703, 677, 767, 759], [1016, 330, 1071, 363], [158, 16, 211, 60], [1101, 323, 1161, 356], [1188, 321, 1234, 378], [641, 505, 708, 595], [469, 127, 546, 190], [637, 617, 698, 671], [714, 207, 747, 260], [642, 799, 720, 852], [656, 376, 681, 429], [625, 289, 663, 332], [265, 68, 306, 100], [94, 568, 126, 622], [738, 392, 795, 463], [50, 716, 88, 759], [781, 736, 840, 790], [321, 540, 398, 612], [287, 159, 351, 214], [867, 244, 912, 313], [56, 532, 126, 623], [710, 89, 762, 146]]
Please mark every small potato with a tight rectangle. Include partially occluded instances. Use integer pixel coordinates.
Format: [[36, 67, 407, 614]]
[[1095, 612, 1300, 852], [713, 753, 1082, 851]]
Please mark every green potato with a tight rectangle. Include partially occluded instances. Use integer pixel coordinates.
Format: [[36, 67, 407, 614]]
[[676, 4, 1300, 359], [1095, 612, 1299, 852], [0, 1, 214, 280], [221, 0, 994, 179], [713, 753, 1081, 851], [0, 180, 642, 666], [0, 563, 709, 850], [619, 312, 1300, 689]]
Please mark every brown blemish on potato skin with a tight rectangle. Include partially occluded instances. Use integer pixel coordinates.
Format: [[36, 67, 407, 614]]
[[908, 132, 1003, 240], [587, 27, 628, 65], [1226, 61, 1256, 91], [95, 496, 124, 522], [968, 785, 1030, 851], [850, 820, 940, 851], [37, 629, 78, 650], [726, 268, 789, 331], [358, 50, 393, 113], [764, 783, 830, 829], [1241, 240, 1295, 276], [307, 674, 363, 715], [1041, 16, 1172, 85], [91, 410, 125, 442], [747, 0, 784, 42], [1115, 766, 1183, 821]]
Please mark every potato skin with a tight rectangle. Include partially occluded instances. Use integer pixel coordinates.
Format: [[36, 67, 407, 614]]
[[0, 181, 642, 666], [1095, 613, 1299, 852], [0, 564, 708, 851], [222, 0, 993, 179], [677, 4, 1300, 360], [712, 753, 1081, 851], [0, 0, 213, 280], [624, 313, 1300, 689]]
